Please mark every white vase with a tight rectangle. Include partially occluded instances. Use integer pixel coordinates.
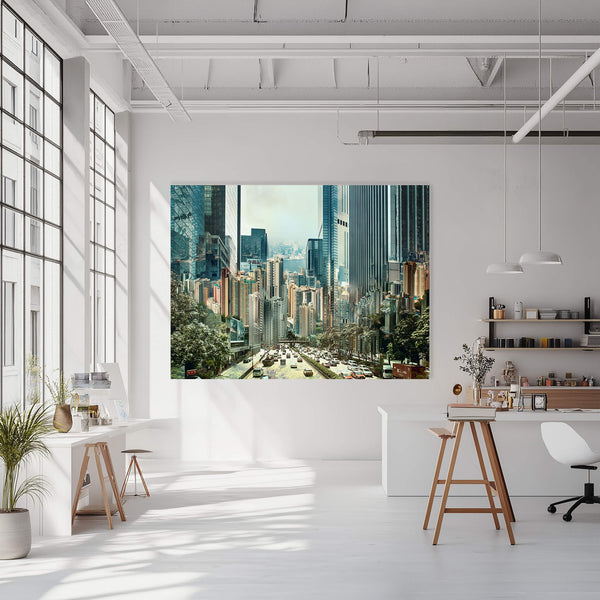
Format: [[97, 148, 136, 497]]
[[0, 509, 31, 560]]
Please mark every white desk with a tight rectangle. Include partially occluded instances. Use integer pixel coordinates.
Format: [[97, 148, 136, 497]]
[[378, 405, 600, 497], [29, 419, 158, 537]]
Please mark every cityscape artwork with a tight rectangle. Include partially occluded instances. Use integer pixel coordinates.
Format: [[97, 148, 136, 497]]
[[171, 185, 430, 380]]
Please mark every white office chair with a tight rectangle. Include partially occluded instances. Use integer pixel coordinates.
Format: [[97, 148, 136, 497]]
[[541, 422, 600, 521]]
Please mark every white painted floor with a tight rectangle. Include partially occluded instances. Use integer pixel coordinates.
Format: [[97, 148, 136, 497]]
[[2, 460, 600, 599]]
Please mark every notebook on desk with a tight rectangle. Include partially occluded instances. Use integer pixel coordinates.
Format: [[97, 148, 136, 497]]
[[447, 403, 496, 421]]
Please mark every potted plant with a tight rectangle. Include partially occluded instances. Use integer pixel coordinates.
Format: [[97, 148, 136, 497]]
[[0, 403, 52, 559], [45, 370, 74, 433], [454, 341, 495, 406]]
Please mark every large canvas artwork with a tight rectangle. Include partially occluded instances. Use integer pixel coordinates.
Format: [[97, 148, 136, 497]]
[[171, 185, 429, 380]]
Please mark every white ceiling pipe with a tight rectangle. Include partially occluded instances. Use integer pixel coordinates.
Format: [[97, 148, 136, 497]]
[[513, 46, 600, 143]]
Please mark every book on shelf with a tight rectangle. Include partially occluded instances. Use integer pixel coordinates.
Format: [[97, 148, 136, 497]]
[[447, 403, 496, 421]]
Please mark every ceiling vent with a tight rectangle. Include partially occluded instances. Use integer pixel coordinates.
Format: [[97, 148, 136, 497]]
[[86, 0, 190, 122]]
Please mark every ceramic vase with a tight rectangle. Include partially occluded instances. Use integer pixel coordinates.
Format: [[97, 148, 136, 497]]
[[53, 404, 72, 433]]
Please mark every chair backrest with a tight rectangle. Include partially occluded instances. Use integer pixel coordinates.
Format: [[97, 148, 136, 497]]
[[541, 422, 599, 466]]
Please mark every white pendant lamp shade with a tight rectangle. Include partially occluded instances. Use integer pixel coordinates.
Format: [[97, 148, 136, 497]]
[[486, 56, 522, 275], [518, 0, 563, 268], [486, 262, 524, 274], [519, 250, 562, 265]]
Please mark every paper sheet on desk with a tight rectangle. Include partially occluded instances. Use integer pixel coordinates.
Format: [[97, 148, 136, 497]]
[[554, 408, 600, 412], [99, 362, 129, 420]]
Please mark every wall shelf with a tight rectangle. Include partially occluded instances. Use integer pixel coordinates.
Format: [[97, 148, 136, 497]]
[[481, 319, 600, 323], [485, 296, 599, 351], [484, 347, 600, 351], [482, 386, 600, 409]]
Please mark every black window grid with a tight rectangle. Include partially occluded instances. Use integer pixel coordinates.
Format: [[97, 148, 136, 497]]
[[89, 90, 116, 368], [0, 2, 63, 410]]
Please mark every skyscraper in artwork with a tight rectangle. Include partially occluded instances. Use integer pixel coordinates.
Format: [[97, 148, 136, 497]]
[[389, 185, 430, 264], [170, 185, 240, 283], [348, 185, 389, 303], [319, 185, 339, 329]]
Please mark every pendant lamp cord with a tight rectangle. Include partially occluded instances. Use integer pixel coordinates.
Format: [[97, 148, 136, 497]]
[[538, 0, 543, 252], [503, 53, 507, 262]]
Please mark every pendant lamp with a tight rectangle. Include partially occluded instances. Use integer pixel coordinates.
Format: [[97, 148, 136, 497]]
[[487, 56, 523, 275], [519, 0, 562, 266]]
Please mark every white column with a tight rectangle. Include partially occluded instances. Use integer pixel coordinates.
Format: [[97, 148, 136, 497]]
[[62, 57, 90, 376], [115, 111, 130, 396]]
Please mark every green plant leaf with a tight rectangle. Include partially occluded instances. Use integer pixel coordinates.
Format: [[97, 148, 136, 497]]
[[0, 403, 53, 512]]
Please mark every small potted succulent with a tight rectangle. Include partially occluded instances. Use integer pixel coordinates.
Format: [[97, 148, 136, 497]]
[[454, 341, 495, 406], [45, 370, 74, 433], [0, 403, 52, 559]]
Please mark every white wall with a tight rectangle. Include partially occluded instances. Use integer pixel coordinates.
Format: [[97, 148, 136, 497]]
[[129, 110, 600, 461]]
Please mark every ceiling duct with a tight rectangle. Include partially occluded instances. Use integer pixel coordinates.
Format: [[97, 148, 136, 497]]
[[86, 0, 190, 122]]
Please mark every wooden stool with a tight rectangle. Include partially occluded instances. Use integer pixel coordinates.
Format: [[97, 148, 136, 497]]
[[424, 420, 515, 545], [72, 442, 126, 530], [120, 449, 151, 498], [423, 424, 458, 530]]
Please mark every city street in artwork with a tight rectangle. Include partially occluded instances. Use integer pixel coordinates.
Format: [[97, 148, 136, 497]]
[[171, 185, 429, 380]]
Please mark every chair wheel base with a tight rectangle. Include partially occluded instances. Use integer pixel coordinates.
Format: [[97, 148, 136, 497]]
[[547, 505, 557, 514], [563, 513, 572, 522]]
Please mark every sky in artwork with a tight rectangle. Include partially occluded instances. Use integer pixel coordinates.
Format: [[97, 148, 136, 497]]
[[241, 185, 320, 247]]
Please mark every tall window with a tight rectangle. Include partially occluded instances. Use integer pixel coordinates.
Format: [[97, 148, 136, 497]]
[[0, 3, 62, 409], [89, 91, 115, 367]]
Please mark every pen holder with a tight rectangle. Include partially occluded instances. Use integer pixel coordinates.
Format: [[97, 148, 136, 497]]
[[493, 309, 506, 319]]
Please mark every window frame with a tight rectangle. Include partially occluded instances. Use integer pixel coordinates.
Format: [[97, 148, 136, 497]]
[[0, 2, 63, 410], [89, 90, 116, 367]]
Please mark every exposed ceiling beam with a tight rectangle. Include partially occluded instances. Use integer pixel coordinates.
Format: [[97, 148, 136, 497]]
[[202, 59, 211, 89], [85, 0, 190, 121], [259, 58, 275, 89], [84, 34, 600, 59], [332, 58, 338, 89], [253, 0, 260, 24], [513, 46, 600, 143], [129, 98, 600, 114], [466, 56, 503, 87]]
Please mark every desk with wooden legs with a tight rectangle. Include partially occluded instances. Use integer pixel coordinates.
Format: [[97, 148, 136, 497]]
[[28, 419, 158, 536]]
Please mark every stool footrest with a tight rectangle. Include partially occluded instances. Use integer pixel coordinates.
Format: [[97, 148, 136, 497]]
[[437, 479, 492, 485], [445, 508, 504, 514]]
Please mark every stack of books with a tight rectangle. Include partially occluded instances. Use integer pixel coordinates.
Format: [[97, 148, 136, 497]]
[[447, 403, 496, 421]]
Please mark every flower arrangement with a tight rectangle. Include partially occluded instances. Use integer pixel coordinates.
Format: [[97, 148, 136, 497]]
[[44, 370, 73, 407], [454, 341, 495, 387]]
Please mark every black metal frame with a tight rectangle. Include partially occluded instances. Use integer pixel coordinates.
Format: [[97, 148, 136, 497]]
[[548, 465, 600, 522], [0, 2, 63, 410], [89, 90, 116, 369], [531, 393, 547, 411]]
